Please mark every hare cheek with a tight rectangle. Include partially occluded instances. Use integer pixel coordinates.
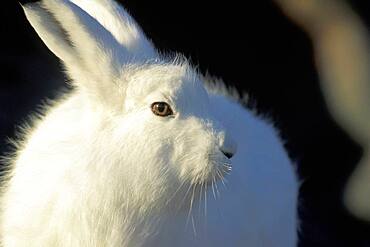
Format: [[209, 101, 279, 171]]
[[175, 150, 218, 185]]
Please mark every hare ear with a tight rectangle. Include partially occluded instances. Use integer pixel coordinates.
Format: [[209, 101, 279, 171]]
[[23, 0, 131, 76], [22, 3, 77, 66], [70, 0, 157, 58], [22, 0, 141, 106]]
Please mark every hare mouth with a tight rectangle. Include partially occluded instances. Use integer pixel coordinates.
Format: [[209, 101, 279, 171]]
[[209, 160, 233, 184], [165, 160, 233, 211], [208, 153, 233, 180], [198, 158, 233, 187]]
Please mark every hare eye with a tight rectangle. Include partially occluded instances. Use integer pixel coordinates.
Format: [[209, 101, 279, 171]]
[[151, 102, 173, 117]]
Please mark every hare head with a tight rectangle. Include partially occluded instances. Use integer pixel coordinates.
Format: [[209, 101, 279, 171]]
[[22, 0, 237, 210]]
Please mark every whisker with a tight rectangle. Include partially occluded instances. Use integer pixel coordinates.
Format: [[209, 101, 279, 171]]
[[203, 181, 208, 235], [165, 179, 186, 207], [204, 182, 208, 218], [220, 171, 229, 184], [191, 215, 197, 237], [186, 183, 197, 229], [198, 181, 203, 215], [223, 163, 232, 169], [214, 176, 221, 198], [216, 169, 226, 188], [177, 182, 193, 212], [211, 178, 217, 200], [222, 163, 233, 173]]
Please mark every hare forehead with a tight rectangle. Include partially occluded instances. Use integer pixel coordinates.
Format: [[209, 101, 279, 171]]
[[124, 64, 208, 103]]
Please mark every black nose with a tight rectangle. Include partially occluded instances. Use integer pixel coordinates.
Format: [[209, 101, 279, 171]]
[[222, 151, 234, 159]]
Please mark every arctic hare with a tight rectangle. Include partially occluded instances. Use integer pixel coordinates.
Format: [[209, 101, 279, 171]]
[[0, 0, 298, 246]]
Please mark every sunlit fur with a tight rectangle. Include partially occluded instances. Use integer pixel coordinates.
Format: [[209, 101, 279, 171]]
[[0, 0, 298, 246]]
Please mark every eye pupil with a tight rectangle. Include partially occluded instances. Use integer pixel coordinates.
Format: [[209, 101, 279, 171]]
[[157, 103, 166, 113], [151, 102, 173, 117]]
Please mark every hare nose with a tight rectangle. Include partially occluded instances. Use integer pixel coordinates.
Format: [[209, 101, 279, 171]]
[[221, 150, 234, 159], [219, 132, 237, 159]]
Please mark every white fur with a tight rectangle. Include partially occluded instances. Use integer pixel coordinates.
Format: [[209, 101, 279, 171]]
[[0, 0, 298, 246]]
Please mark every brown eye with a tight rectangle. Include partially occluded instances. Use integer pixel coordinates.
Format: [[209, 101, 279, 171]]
[[151, 102, 174, 117]]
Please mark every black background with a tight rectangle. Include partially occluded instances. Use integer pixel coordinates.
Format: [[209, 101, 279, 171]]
[[1, 0, 370, 246]]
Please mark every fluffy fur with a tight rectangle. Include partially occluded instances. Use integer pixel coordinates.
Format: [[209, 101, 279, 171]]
[[0, 0, 298, 246]]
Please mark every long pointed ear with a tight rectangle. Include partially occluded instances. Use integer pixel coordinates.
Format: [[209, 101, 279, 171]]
[[22, 0, 149, 107], [22, 3, 77, 66], [22, 0, 127, 81], [70, 0, 157, 58]]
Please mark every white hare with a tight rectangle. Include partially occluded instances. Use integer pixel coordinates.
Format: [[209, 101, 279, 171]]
[[0, 0, 298, 246]]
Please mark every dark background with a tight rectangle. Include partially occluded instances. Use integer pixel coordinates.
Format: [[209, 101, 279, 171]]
[[1, 0, 370, 246]]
